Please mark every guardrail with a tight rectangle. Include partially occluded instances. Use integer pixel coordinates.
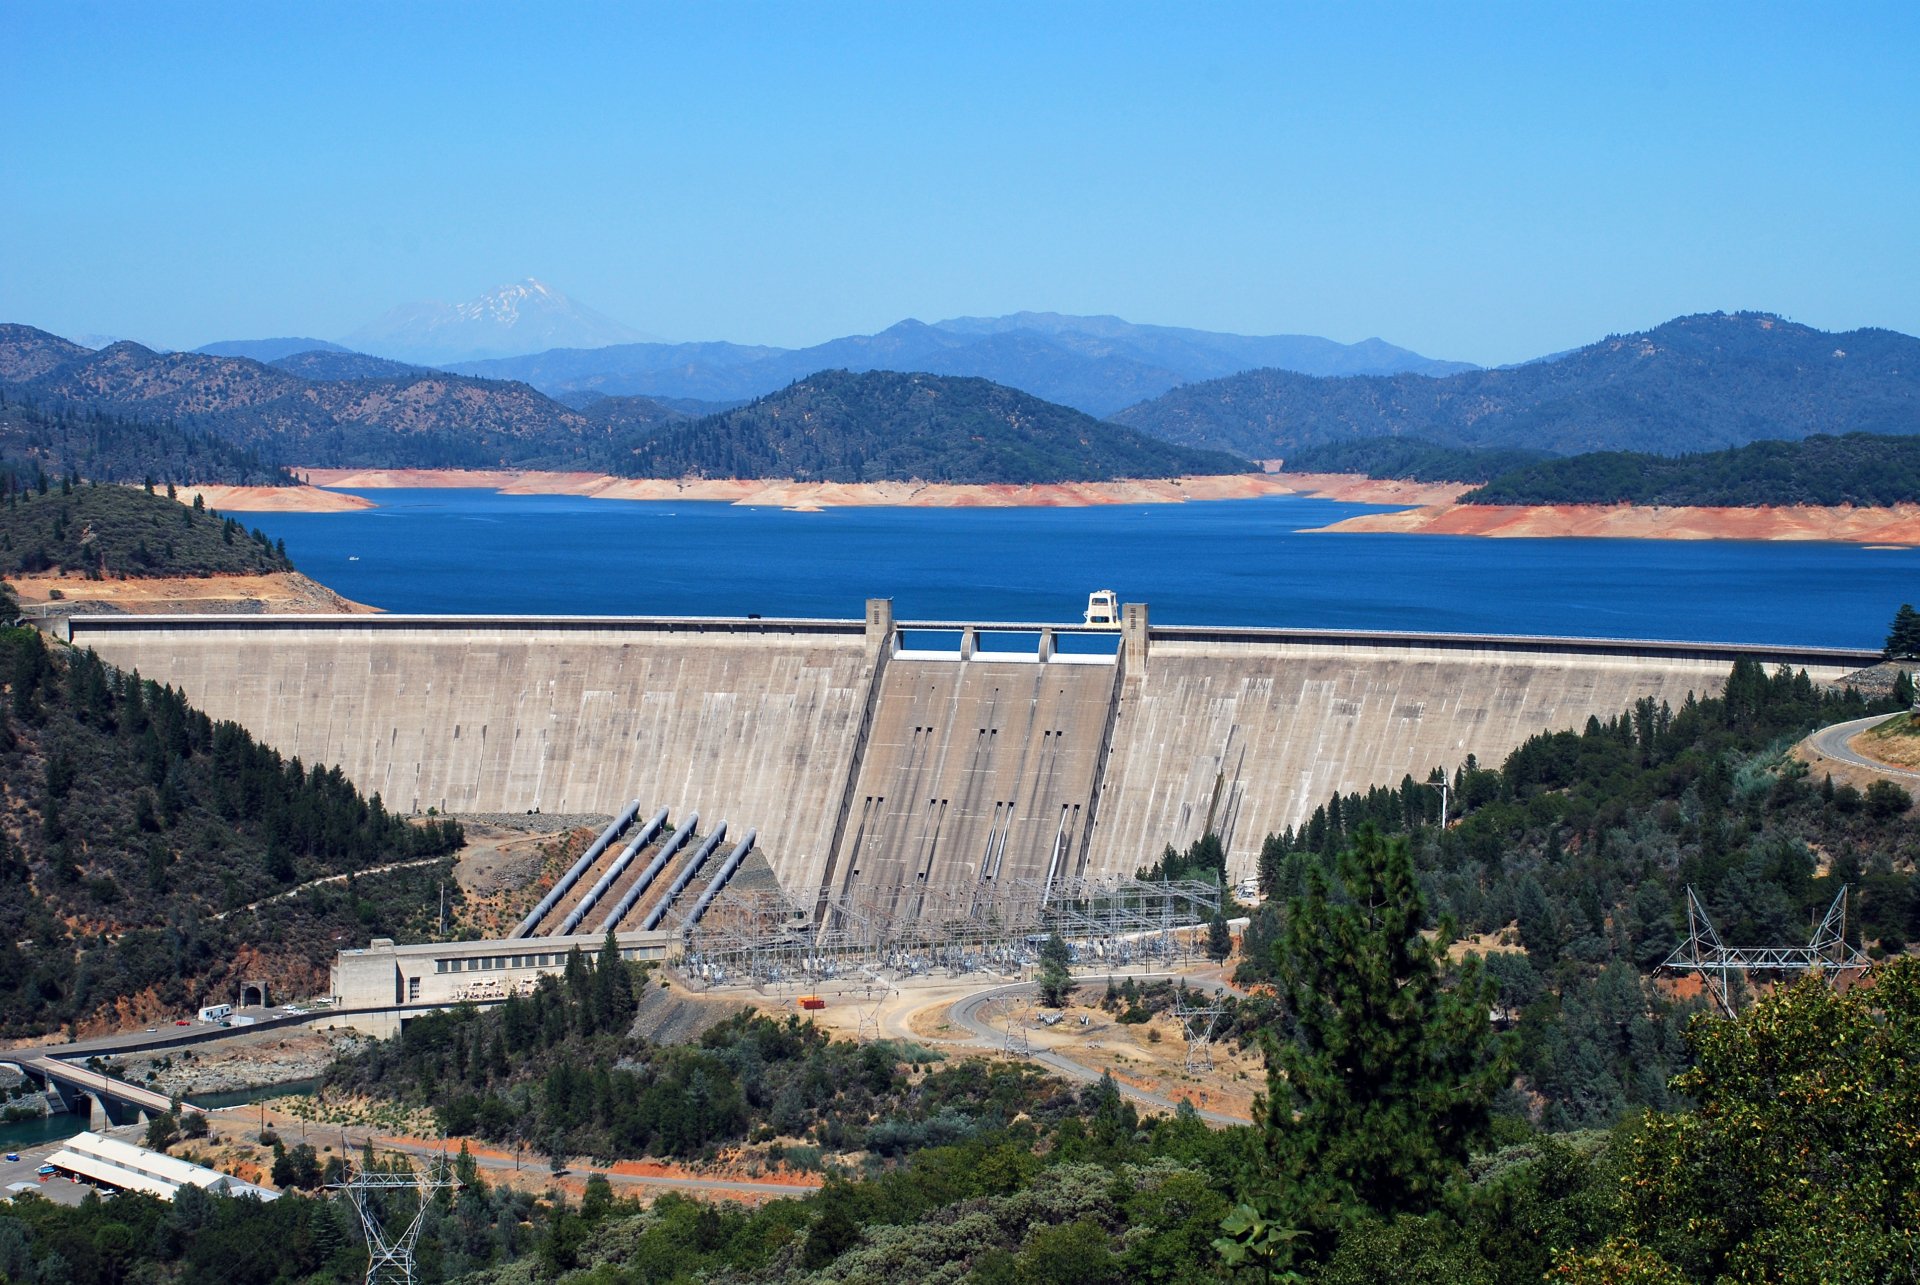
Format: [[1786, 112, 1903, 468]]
[[62, 611, 1880, 666]]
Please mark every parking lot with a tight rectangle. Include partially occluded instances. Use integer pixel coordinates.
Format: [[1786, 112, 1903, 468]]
[[0, 1136, 107, 1208]]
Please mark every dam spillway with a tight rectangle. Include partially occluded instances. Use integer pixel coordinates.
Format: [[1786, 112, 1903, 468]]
[[819, 640, 1121, 921], [65, 603, 1876, 902]]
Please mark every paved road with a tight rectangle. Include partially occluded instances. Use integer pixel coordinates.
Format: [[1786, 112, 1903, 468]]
[[945, 976, 1246, 1127], [308, 1129, 822, 1199], [10, 1054, 180, 1116], [8, 1003, 311, 1063], [1807, 713, 1920, 781]]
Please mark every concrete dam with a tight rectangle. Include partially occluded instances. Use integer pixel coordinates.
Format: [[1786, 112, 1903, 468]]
[[66, 603, 1874, 910]]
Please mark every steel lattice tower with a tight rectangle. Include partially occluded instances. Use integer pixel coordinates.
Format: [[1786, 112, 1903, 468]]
[[1172, 985, 1227, 1072], [331, 1151, 460, 1285], [1663, 884, 1871, 1018]]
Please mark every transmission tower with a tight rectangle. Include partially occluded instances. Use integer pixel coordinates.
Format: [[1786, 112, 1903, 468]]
[[856, 980, 892, 1043], [331, 1149, 461, 1285], [1172, 986, 1227, 1072], [1663, 884, 1871, 1018]]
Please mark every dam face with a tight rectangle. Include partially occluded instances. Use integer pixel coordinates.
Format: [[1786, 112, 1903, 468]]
[[74, 616, 877, 899], [822, 651, 1119, 919], [68, 605, 1874, 898]]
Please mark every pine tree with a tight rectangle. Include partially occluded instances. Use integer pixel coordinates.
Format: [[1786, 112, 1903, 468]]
[[1037, 931, 1073, 1007], [1885, 603, 1920, 659], [593, 929, 636, 1034], [1258, 832, 1286, 894], [1206, 912, 1233, 963], [1248, 824, 1504, 1260], [1187, 832, 1226, 881]]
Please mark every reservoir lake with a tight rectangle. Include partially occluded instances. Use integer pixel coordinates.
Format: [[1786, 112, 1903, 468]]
[[240, 489, 1910, 650]]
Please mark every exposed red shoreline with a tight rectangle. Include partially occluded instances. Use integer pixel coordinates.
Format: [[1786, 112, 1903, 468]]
[[1311, 500, 1920, 544], [152, 471, 1920, 544]]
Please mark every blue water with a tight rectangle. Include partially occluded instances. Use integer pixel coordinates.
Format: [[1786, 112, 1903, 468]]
[[238, 489, 1913, 649]]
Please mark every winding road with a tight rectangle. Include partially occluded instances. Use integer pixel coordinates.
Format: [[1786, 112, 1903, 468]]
[[1807, 713, 1920, 781], [944, 976, 1246, 1127], [212, 856, 448, 921], [369, 1133, 822, 1197]]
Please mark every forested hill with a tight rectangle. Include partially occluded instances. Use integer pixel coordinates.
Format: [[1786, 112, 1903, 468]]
[[620, 369, 1249, 483], [1, 392, 290, 488], [0, 623, 463, 1034], [2, 324, 1244, 483], [1111, 312, 1920, 458], [0, 481, 294, 578], [0, 324, 617, 472], [1280, 437, 1551, 483], [1461, 433, 1920, 507]]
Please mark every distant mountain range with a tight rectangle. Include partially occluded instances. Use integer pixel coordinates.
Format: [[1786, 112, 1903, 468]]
[[341, 278, 654, 363], [8, 309, 1917, 486], [447, 310, 1473, 416], [1110, 313, 1920, 458], [195, 337, 349, 361], [75, 283, 1479, 416], [0, 324, 1236, 484]]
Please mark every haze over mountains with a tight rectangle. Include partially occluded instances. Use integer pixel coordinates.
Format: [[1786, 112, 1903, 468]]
[[6, 309, 1917, 487], [340, 278, 655, 363], [0, 323, 1227, 483], [179, 279, 1480, 413], [444, 307, 1474, 416]]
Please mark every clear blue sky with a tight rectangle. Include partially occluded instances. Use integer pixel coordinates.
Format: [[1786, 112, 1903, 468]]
[[4, 2, 1915, 364]]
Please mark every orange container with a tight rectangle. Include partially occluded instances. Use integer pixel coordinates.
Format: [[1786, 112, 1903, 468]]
[[797, 995, 826, 1010]]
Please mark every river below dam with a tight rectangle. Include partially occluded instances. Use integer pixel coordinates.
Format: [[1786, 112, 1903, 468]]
[[0, 1078, 323, 1151], [237, 488, 1909, 650]]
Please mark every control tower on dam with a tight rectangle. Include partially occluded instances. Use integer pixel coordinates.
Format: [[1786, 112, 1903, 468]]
[[65, 601, 1876, 892]]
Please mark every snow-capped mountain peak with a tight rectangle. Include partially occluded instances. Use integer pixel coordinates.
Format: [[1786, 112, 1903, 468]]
[[343, 278, 652, 363]]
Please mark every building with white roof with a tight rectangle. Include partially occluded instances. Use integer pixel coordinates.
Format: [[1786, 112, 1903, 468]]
[[44, 1131, 278, 1202]]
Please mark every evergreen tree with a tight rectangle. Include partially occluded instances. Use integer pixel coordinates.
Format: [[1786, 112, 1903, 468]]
[[1258, 831, 1286, 894], [592, 930, 637, 1034], [1206, 912, 1233, 963], [1247, 824, 1505, 1261], [1037, 932, 1073, 1007], [1188, 831, 1227, 882], [1885, 603, 1920, 659]]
